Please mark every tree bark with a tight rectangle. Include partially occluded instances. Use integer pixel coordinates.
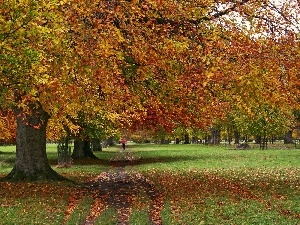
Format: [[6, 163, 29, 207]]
[[72, 138, 98, 159], [2, 105, 66, 181], [255, 135, 261, 144], [91, 138, 102, 151], [106, 137, 115, 146], [184, 134, 190, 144], [284, 130, 293, 144], [208, 128, 220, 145], [160, 139, 169, 144], [234, 131, 240, 144]]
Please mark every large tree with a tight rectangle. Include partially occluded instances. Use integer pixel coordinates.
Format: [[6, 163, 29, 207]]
[[0, 0, 73, 180]]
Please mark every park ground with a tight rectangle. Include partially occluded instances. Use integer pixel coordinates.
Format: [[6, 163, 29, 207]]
[[0, 143, 300, 224]]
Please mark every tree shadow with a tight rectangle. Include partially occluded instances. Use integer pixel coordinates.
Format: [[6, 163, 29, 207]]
[[0, 151, 15, 154], [0, 151, 16, 164], [109, 155, 195, 167], [51, 150, 196, 168]]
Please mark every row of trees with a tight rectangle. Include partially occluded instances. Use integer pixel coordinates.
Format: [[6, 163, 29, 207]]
[[0, 0, 300, 181]]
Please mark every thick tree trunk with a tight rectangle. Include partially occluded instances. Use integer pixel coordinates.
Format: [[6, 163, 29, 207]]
[[91, 138, 102, 151], [72, 139, 85, 159], [208, 128, 220, 145], [2, 106, 66, 181], [284, 130, 293, 144], [106, 137, 115, 146], [72, 139, 99, 159]]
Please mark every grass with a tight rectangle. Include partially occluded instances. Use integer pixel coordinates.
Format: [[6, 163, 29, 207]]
[[0, 143, 300, 224]]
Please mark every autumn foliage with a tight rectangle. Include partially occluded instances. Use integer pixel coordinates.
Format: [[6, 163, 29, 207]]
[[0, 110, 16, 144], [0, 0, 299, 140], [0, 0, 300, 180]]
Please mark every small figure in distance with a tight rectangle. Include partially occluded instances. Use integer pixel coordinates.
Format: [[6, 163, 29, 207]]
[[121, 138, 127, 150]]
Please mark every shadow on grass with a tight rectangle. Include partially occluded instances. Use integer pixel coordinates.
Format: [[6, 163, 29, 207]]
[[2, 152, 197, 168], [2, 148, 244, 168], [0, 151, 15, 154], [121, 155, 195, 166], [0, 151, 16, 165], [50, 155, 196, 167]]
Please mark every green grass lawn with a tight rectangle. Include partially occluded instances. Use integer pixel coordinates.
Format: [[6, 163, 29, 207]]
[[0, 143, 300, 224]]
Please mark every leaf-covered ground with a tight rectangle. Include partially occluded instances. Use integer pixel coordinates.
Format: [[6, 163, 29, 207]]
[[0, 144, 300, 224]]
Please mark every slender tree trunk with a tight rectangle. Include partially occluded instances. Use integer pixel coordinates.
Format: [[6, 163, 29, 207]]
[[184, 134, 190, 144], [160, 139, 169, 144], [57, 137, 72, 167], [191, 137, 197, 144], [204, 136, 208, 145], [260, 134, 268, 150], [234, 131, 240, 144], [2, 105, 65, 181], [255, 136, 261, 144], [227, 129, 232, 145]]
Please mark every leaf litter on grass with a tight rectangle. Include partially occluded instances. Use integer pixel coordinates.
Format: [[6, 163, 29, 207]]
[[64, 150, 163, 225], [1, 146, 300, 224], [143, 167, 300, 224]]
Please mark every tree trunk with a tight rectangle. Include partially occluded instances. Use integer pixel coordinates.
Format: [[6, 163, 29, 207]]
[[57, 138, 72, 167], [72, 139, 85, 159], [184, 134, 190, 144], [2, 106, 66, 181], [72, 138, 98, 159], [160, 139, 169, 144], [106, 137, 115, 146], [284, 130, 293, 144], [234, 131, 240, 144], [255, 136, 261, 144], [260, 135, 268, 150], [208, 128, 220, 145], [191, 137, 198, 144], [91, 138, 102, 151]]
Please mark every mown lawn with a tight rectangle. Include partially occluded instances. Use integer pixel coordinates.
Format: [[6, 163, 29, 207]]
[[0, 143, 299, 224]]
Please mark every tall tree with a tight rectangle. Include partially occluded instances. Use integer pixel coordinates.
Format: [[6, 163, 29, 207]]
[[0, 0, 71, 180]]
